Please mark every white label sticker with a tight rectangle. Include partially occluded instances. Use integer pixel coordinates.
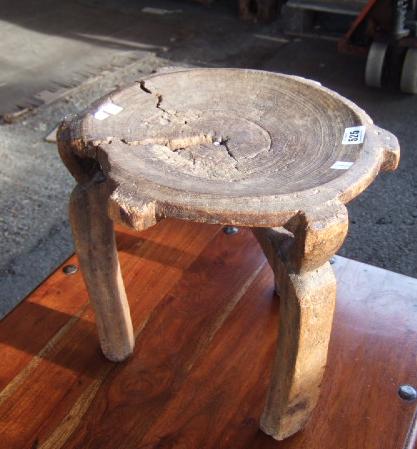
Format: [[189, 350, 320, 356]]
[[342, 126, 365, 145], [93, 101, 123, 120], [331, 161, 354, 170], [101, 102, 123, 115], [94, 110, 110, 120]]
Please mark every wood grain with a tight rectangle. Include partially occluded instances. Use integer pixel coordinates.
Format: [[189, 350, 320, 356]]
[[60, 227, 265, 449], [250, 202, 348, 439], [56, 68, 400, 441], [137, 264, 277, 449], [0, 223, 416, 449], [58, 68, 399, 229], [0, 254, 88, 392], [69, 175, 134, 361], [0, 219, 220, 449]]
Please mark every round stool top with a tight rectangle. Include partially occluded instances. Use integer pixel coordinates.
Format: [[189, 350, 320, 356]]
[[59, 68, 399, 228]]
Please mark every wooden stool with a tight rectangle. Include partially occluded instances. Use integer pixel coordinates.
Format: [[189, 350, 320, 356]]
[[57, 68, 399, 441]]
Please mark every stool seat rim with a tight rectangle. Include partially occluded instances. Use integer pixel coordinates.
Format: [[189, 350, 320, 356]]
[[58, 68, 399, 227]]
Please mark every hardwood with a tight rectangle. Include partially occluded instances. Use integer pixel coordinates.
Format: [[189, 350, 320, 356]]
[[69, 175, 134, 362], [251, 203, 348, 439], [0, 223, 416, 449], [57, 68, 400, 439], [58, 68, 399, 229], [0, 220, 221, 449]]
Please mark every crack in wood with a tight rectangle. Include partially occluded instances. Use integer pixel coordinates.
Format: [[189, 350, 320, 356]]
[[139, 80, 172, 116], [120, 134, 215, 151], [136, 80, 241, 168], [219, 137, 238, 165]]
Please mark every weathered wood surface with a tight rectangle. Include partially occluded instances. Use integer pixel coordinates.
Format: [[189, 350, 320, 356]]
[[0, 222, 416, 449], [251, 202, 348, 439], [57, 68, 400, 440], [58, 68, 399, 230], [69, 175, 134, 361]]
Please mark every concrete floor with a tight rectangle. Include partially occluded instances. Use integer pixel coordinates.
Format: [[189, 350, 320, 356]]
[[0, 0, 416, 317]]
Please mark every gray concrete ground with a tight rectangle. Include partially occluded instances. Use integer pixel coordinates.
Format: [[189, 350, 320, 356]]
[[0, 0, 416, 318]]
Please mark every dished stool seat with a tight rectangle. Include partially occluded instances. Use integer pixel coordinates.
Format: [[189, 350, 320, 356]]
[[57, 68, 400, 441]]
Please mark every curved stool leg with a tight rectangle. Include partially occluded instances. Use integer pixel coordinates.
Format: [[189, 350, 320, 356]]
[[253, 203, 348, 440], [260, 250, 336, 440], [69, 176, 134, 362]]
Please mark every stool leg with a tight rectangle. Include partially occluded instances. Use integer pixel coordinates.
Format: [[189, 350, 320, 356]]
[[259, 249, 336, 440], [69, 178, 134, 362], [253, 203, 348, 440]]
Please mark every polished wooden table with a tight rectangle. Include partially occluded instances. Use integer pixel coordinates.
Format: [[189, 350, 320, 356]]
[[0, 222, 416, 449], [57, 68, 400, 440]]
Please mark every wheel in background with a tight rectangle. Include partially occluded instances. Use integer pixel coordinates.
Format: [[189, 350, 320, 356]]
[[365, 42, 388, 88], [400, 48, 417, 94]]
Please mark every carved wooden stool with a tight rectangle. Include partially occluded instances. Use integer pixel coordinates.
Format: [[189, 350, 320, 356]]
[[57, 68, 399, 441]]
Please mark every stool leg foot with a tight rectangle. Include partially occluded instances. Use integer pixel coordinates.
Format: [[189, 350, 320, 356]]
[[253, 203, 348, 440], [69, 179, 134, 362]]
